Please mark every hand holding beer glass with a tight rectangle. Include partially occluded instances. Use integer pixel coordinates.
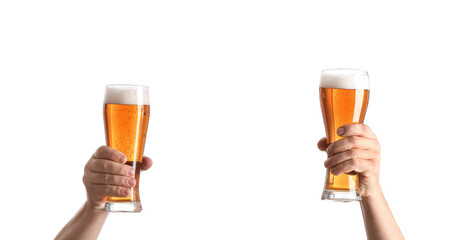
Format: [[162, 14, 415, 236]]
[[103, 85, 150, 212], [57, 89, 151, 239], [319, 69, 369, 201]]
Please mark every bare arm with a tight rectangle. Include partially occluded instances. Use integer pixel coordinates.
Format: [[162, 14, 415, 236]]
[[318, 124, 404, 240], [55, 146, 153, 240], [360, 188, 404, 240], [55, 202, 109, 240]]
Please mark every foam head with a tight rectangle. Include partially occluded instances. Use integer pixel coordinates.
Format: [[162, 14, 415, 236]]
[[104, 84, 150, 105], [320, 68, 370, 90]]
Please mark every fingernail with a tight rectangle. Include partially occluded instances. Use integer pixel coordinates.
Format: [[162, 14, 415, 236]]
[[123, 189, 130, 196], [128, 168, 135, 176], [119, 155, 127, 163], [337, 127, 345, 136], [331, 168, 338, 176], [128, 178, 136, 186]]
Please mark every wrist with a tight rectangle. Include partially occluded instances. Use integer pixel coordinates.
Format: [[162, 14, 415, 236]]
[[83, 201, 109, 216], [360, 189, 385, 212], [361, 182, 382, 198]]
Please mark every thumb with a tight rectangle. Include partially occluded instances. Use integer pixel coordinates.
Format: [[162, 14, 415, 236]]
[[141, 156, 153, 171]]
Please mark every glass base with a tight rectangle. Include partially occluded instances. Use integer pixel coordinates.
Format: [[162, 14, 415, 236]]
[[105, 202, 142, 212], [321, 189, 361, 202]]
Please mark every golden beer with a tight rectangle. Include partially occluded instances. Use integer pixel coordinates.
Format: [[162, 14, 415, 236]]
[[103, 85, 150, 212], [320, 69, 369, 201]]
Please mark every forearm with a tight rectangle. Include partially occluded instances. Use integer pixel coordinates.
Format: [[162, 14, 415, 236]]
[[55, 202, 108, 240], [360, 189, 404, 240]]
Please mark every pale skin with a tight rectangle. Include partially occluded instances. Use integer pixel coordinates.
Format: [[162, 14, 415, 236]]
[[57, 125, 403, 239], [55, 146, 153, 240], [318, 124, 404, 240]]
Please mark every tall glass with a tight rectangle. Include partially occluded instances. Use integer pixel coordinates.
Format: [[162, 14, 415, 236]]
[[103, 84, 150, 212], [319, 69, 369, 201]]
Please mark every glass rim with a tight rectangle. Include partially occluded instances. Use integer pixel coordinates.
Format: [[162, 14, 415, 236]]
[[105, 84, 149, 89], [321, 68, 368, 75]]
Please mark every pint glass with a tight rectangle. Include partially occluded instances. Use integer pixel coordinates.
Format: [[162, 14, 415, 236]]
[[320, 69, 369, 201], [103, 84, 150, 212]]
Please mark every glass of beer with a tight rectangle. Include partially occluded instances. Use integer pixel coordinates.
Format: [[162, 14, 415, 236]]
[[319, 69, 369, 201], [103, 84, 150, 212]]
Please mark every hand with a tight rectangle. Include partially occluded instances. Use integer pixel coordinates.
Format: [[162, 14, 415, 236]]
[[82, 146, 153, 210], [318, 124, 381, 197]]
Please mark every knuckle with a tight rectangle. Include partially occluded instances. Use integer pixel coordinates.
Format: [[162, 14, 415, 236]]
[[103, 160, 110, 172], [364, 124, 378, 139], [119, 165, 126, 175], [348, 148, 358, 157], [85, 159, 95, 171], [82, 172, 92, 186], [104, 173, 110, 182], [121, 177, 128, 186], [326, 143, 337, 155], [96, 146, 106, 155], [104, 185, 111, 194], [362, 124, 370, 132], [350, 136, 360, 147], [114, 152, 123, 162], [351, 158, 359, 168]]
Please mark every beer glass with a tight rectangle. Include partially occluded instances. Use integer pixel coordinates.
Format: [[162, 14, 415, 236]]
[[103, 84, 150, 212], [319, 69, 369, 201]]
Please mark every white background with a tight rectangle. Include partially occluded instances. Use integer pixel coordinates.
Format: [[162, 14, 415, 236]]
[[0, 0, 463, 239]]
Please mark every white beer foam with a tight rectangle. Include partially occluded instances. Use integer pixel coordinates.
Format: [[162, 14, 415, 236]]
[[104, 85, 150, 105], [320, 68, 370, 90]]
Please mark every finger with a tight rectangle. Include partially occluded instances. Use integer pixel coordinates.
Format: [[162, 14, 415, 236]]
[[93, 146, 127, 163], [141, 156, 153, 171], [330, 158, 372, 176], [326, 136, 380, 157], [88, 159, 135, 176], [324, 149, 376, 169], [88, 184, 131, 198], [85, 172, 136, 188], [337, 124, 377, 140], [317, 138, 329, 151]]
